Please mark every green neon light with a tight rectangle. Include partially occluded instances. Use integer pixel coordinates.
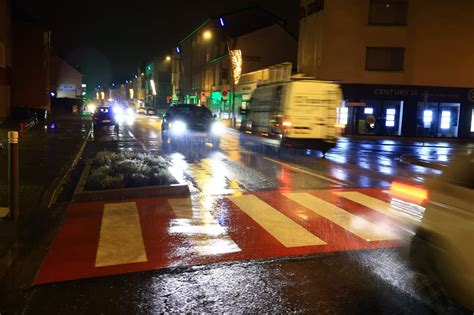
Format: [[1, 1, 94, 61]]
[[178, 18, 212, 45], [211, 91, 222, 100], [209, 54, 229, 64]]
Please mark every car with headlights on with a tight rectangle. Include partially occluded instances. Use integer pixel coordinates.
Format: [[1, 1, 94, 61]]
[[161, 104, 223, 149], [405, 151, 474, 312], [92, 105, 116, 127]]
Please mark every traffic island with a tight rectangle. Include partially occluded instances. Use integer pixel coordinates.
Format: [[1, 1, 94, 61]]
[[73, 151, 189, 202]]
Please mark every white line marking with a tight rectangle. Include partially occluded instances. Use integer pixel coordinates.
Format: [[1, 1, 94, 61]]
[[169, 198, 241, 256], [95, 202, 147, 267], [229, 195, 326, 247], [283, 192, 398, 241], [335, 191, 419, 225]]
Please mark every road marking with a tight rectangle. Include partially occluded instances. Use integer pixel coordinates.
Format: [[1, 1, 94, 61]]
[[283, 193, 397, 241], [335, 191, 417, 224], [127, 129, 147, 151], [229, 195, 326, 247], [95, 202, 147, 267], [263, 157, 346, 186], [169, 198, 194, 219], [168, 197, 241, 255]]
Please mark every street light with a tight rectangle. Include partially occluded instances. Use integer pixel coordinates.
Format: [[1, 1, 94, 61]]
[[165, 55, 171, 62], [203, 30, 212, 40]]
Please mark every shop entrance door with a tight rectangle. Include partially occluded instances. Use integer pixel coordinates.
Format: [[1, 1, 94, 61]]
[[438, 103, 460, 137], [416, 102, 460, 138], [382, 100, 403, 136]]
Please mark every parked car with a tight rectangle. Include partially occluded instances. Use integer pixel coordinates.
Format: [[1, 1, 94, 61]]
[[92, 106, 116, 127], [408, 151, 474, 311], [161, 104, 223, 149]]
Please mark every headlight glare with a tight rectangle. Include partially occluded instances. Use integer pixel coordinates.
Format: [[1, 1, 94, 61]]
[[171, 120, 187, 134], [211, 122, 224, 135]]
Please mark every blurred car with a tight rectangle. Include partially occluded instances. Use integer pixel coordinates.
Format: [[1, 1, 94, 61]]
[[136, 107, 147, 115], [161, 104, 223, 149], [145, 107, 156, 115], [92, 106, 116, 127], [407, 151, 474, 311], [136, 107, 155, 115], [240, 79, 343, 155], [113, 106, 135, 126]]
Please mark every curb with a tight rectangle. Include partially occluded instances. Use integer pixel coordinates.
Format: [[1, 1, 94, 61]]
[[400, 154, 446, 171], [39, 125, 92, 209], [73, 160, 190, 203], [345, 134, 471, 144]]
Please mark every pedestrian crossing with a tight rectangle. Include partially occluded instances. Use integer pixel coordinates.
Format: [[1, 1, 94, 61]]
[[34, 188, 416, 285], [95, 202, 147, 267], [229, 195, 327, 247]]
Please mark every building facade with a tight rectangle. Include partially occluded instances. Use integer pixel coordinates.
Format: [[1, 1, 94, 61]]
[[50, 55, 83, 99], [144, 57, 172, 115], [173, 7, 297, 121], [299, 0, 474, 138], [11, 20, 51, 115], [0, 0, 11, 120], [50, 55, 83, 113]]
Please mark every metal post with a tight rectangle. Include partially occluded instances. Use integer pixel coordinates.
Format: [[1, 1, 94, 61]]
[[8, 131, 19, 221]]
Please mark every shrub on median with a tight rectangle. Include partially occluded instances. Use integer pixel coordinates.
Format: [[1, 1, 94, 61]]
[[85, 151, 177, 190]]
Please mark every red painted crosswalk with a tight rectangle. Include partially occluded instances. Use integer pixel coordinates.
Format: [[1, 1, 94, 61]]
[[34, 188, 412, 285]]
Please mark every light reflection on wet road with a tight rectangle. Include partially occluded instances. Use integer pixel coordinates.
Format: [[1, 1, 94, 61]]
[[22, 116, 473, 314]]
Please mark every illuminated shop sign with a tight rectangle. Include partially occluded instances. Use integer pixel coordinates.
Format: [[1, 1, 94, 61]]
[[60, 84, 76, 92]]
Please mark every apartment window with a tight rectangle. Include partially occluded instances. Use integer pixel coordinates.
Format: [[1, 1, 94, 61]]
[[366, 47, 405, 71], [369, 0, 408, 25]]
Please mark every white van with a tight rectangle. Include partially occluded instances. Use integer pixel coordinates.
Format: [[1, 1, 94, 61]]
[[240, 79, 344, 154]]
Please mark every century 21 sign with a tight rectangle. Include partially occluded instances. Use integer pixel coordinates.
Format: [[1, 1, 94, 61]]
[[300, 0, 325, 18]]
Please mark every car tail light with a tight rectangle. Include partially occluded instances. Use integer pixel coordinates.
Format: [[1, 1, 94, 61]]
[[389, 181, 428, 205], [282, 120, 292, 127]]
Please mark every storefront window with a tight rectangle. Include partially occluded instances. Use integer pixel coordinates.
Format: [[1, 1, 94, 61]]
[[385, 108, 396, 127], [438, 103, 460, 137], [416, 102, 460, 138], [357, 100, 380, 135], [440, 111, 451, 129], [423, 110, 433, 128], [416, 102, 437, 137], [471, 109, 474, 132], [382, 100, 403, 136], [337, 101, 349, 126], [357, 100, 403, 136]]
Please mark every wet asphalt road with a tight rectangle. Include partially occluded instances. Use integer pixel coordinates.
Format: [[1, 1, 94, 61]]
[[21, 115, 473, 314]]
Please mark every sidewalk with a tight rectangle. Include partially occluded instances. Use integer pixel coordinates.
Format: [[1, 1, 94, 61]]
[[343, 135, 474, 147], [400, 154, 450, 170], [0, 114, 91, 281]]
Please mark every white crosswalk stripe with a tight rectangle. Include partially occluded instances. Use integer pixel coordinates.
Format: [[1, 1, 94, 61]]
[[335, 191, 420, 224], [169, 197, 241, 256], [282, 192, 399, 242], [96, 202, 148, 267], [229, 194, 327, 247]]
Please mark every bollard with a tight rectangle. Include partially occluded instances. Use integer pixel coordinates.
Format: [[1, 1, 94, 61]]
[[8, 131, 19, 220]]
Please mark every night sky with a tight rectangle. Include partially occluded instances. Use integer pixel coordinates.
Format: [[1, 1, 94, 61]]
[[14, 0, 299, 94]]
